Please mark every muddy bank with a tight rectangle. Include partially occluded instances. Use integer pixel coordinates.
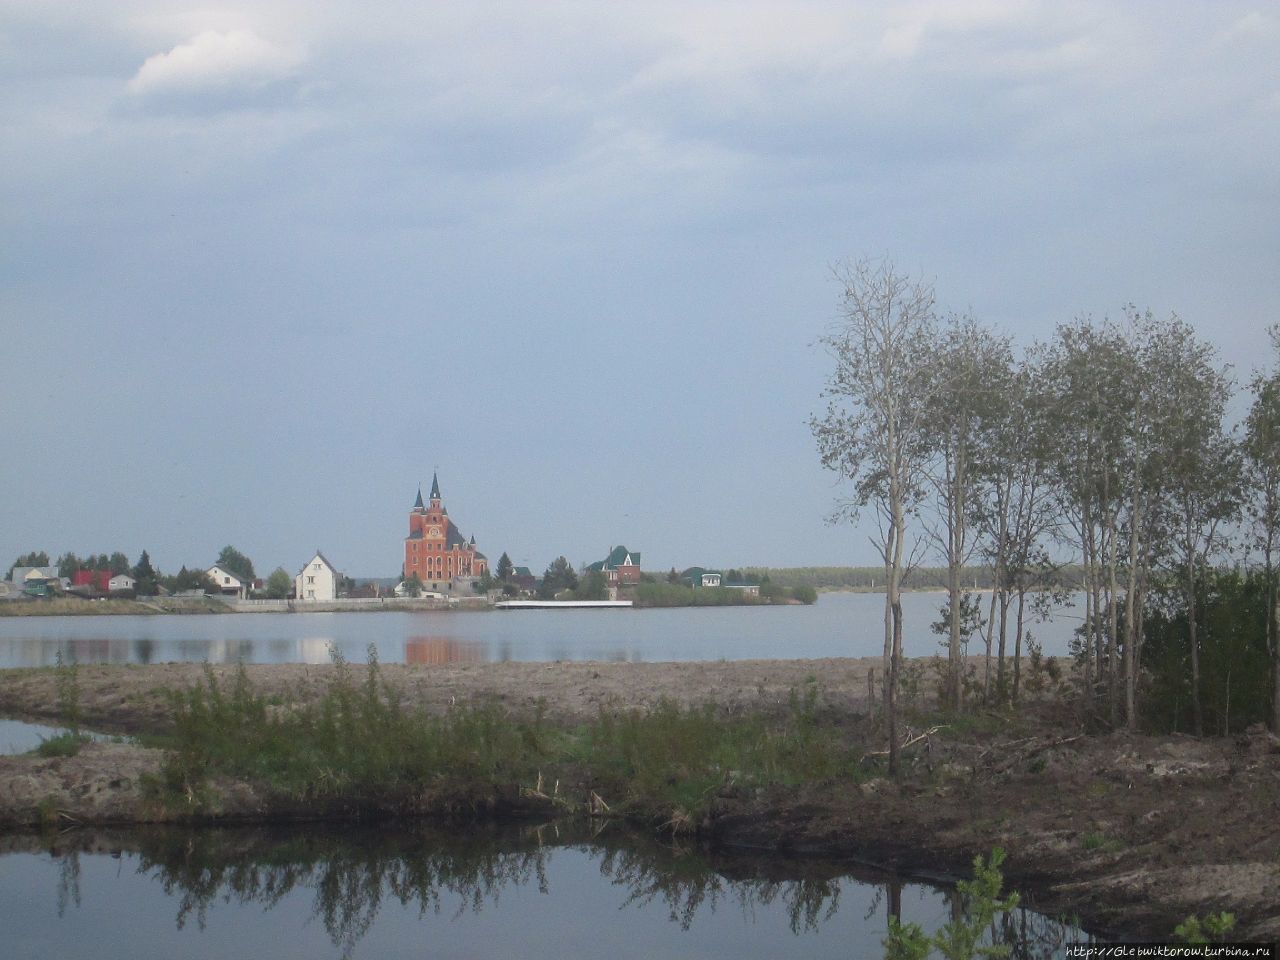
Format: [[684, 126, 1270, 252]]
[[1, 659, 1277, 941]]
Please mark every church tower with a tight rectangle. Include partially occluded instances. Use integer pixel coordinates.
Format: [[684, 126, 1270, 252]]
[[403, 472, 488, 592]]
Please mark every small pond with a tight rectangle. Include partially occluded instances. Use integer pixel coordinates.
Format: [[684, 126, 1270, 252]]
[[0, 822, 1099, 959]]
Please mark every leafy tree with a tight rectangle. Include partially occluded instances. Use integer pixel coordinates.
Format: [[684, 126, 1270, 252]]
[[923, 313, 1012, 707], [1043, 318, 1138, 720], [7, 551, 51, 579], [55, 552, 81, 579], [667, 568, 681, 584], [161, 566, 205, 593], [1244, 325, 1280, 733], [496, 552, 514, 582], [538, 557, 579, 599], [811, 257, 938, 775], [266, 567, 292, 599], [402, 573, 425, 598], [109, 551, 131, 575], [575, 570, 608, 601], [1142, 569, 1271, 735], [1151, 317, 1241, 736], [132, 550, 159, 596], [217, 545, 256, 582], [477, 569, 496, 593]]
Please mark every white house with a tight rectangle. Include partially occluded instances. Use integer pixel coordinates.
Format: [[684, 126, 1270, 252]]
[[294, 551, 340, 602], [109, 573, 136, 592], [206, 564, 249, 599]]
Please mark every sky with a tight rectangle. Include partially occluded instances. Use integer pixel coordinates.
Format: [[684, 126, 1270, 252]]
[[2, 1, 1278, 579]]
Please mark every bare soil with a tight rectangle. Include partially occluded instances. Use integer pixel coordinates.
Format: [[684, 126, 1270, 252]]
[[1, 658, 1278, 942]]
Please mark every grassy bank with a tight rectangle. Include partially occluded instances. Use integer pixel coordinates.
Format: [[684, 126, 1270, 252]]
[[631, 582, 816, 607], [0, 596, 232, 616], [150, 651, 857, 825]]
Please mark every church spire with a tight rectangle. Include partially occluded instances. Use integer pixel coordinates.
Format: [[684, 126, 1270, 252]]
[[413, 485, 424, 509], [429, 471, 442, 502]]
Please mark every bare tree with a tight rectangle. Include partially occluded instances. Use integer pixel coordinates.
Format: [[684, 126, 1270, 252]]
[[812, 257, 937, 774]]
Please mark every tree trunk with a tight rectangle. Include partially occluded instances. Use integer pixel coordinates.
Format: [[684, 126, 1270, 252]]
[[1106, 511, 1120, 727], [1081, 507, 1094, 704], [1013, 589, 1026, 703], [1124, 480, 1142, 731], [1188, 549, 1203, 738], [887, 484, 906, 776], [948, 498, 962, 710]]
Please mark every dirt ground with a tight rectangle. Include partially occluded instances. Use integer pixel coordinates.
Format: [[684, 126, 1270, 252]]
[[1, 657, 1278, 942]]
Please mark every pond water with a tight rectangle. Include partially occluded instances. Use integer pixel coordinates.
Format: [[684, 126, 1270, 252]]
[[0, 822, 1096, 959], [0, 592, 1082, 668], [0, 718, 70, 754]]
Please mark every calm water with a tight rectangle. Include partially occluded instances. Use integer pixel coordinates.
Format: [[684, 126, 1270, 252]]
[[0, 823, 1094, 959], [0, 592, 1081, 668], [0, 718, 69, 754]]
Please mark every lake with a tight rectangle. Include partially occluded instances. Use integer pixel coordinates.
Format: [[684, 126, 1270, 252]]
[[0, 822, 1095, 959], [0, 591, 1082, 668]]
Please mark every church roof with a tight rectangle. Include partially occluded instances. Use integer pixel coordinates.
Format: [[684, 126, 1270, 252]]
[[429, 472, 442, 501], [413, 486, 424, 509]]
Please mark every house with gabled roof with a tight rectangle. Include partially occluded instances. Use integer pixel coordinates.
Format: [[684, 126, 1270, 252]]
[[207, 563, 249, 599], [586, 545, 642, 587], [295, 550, 340, 602], [10, 566, 62, 597]]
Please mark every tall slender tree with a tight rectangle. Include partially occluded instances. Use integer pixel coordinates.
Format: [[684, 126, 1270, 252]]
[[812, 257, 937, 773], [1151, 320, 1242, 735], [1244, 326, 1280, 733], [922, 314, 1013, 707]]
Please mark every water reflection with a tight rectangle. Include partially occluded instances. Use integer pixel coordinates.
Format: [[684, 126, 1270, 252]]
[[0, 593, 1086, 668], [4, 823, 1099, 959], [404, 636, 485, 665]]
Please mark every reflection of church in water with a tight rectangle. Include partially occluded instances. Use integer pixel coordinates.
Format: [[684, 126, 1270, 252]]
[[405, 636, 484, 665], [404, 473, 489, 592]]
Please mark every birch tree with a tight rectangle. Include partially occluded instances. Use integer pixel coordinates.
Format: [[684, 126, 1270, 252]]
[[812, 258, 937, 774], [1243, 328, 1280, 732], [923, 314, 1012, 708], [1149, 317, 1240, 737], [1043, 320, 1136, 718], [973, 347, 1061, 703]]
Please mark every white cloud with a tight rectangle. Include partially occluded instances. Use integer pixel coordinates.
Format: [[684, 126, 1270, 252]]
[[128, 29, 302, 96]]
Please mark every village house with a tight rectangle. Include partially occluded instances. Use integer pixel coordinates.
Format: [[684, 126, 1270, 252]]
[[294, 550, 340, 602], [206, 563, 249, 599], [680, 567, 722, 588], [8, 566, 63, 597], [586, 546, 642, 587]]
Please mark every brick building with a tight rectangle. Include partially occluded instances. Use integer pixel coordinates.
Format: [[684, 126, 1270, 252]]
[[403, 473, 488, 592]]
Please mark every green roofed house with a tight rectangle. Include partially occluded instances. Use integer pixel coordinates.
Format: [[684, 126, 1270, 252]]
[[586, 546, 642, 587], [680, 567, 722, 588], [682, 567, 761, 597], [510, 566, 538, 592]]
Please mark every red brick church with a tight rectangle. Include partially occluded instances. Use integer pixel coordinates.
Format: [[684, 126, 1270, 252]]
[[404, 473, 489, 591]]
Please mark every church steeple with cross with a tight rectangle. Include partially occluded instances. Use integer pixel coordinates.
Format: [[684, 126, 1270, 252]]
[[404, 472, 487, 592]]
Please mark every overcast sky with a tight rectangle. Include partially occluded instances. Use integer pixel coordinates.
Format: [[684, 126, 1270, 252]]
[[2, 1, 1278, 578]]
